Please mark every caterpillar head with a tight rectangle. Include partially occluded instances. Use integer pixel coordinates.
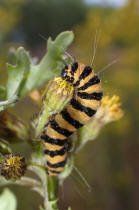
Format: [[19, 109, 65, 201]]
[[61, 62, 78, 83], [61, 62, 93, 87]]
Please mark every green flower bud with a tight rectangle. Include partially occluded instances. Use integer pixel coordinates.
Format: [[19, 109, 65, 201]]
[[35, 77, 74, 137]]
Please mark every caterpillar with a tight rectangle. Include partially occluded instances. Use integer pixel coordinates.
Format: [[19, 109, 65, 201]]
[[41, 62, 103, 176]]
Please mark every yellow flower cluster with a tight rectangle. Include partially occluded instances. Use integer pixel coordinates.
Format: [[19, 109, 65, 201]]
[[54, 77, 74, 96], [75, 95, 124, 153], [97, 95, 124, 124]]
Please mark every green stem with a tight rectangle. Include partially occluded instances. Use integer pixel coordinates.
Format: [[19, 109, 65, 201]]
[[28, 164, 59, 210], [29, 148, 59, 210], [44, 176, 59, 210]]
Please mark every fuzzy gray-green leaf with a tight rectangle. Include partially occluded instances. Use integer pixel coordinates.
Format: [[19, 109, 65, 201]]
[[0, 95, 18, 112], [0, 188, 17, 210], [19, 31, 74, 97], [6, 47, 30, 99]]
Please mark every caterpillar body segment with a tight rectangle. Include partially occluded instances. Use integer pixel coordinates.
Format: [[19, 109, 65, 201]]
[[41, 62, 103, 176]]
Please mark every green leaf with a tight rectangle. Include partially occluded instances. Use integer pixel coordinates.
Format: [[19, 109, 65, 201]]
[[0, 86, 5, 94], [19, 31, 74, 96], [0, 95, 18, 112], [0, 138, 12, 154], [46, 200, 58, 210], [6, 47, 30, 99], [0, 188, 17, 210], [0, 107, 4, 112], [39, 206, 45, 210], [47, 31, 74, 57], [5, 31, 74, 101], [0, 86, 5, 102]]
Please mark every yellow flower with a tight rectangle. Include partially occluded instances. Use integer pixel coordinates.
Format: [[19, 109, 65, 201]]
[[44, 77, 74, 99], [0, 154, 27, 180], [75, 95, 124, 153], [97, 95, 124, 124]]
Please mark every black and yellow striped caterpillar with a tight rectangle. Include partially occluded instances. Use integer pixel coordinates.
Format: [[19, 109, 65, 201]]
[[41, 62, 103, 176]]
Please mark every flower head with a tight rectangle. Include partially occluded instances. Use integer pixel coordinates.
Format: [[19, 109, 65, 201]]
[[35, 77, 74, 137], [0, 154, 27, 180], [97, 95, 124, 124], [75, 95, 124, 153]]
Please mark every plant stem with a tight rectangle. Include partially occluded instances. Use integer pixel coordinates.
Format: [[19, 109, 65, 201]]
[[0, 95, 17, 106], [29, 153, 59, 210], [0, 176, 43, 196], [44, 176, 59, 210]]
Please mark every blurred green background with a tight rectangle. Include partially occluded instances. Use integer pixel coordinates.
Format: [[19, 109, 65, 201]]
[[0, 0, 139, 210]]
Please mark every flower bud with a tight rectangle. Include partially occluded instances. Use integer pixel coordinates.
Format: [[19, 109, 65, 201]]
[[35, 78, 74, 137]]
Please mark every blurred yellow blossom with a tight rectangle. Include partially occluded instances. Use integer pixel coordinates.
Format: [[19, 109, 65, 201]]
[[75, 95, 124, 153], [98, 95, 124, 123], [29, 90, 42, 105]]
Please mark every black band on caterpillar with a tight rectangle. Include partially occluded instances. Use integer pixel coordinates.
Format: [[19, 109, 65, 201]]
[[79, 66, 92, 80], [70, 98, 97, 117], [73, 66, 92, 87], [47, 159, 67, 168], [77, 75, 100, 91], [71, 62, 78, 75], [41, 134, 67, 146], [50, 120, 73, 137], [77, 91, 103, 100], [44, 147, 66, 157], [61, 109, 83, 128]]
